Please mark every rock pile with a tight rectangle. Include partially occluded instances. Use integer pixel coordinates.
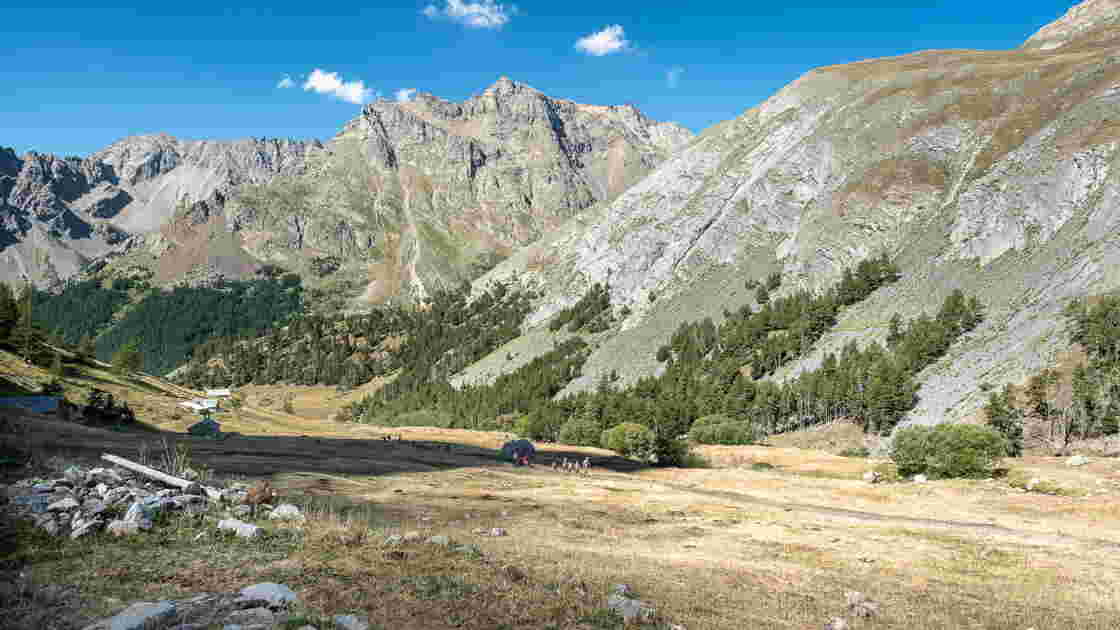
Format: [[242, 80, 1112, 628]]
[[77, 581, 375, 630], [2, 462, 301, 540]]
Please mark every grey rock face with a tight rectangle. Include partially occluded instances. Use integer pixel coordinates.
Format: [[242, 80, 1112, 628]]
[[0, 134, 320, 288], [223, 77, 692, 303], [470, 1, 1120, 434]]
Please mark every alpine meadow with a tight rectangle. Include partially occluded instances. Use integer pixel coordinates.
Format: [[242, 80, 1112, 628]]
[[5, 2, 1120, 629]]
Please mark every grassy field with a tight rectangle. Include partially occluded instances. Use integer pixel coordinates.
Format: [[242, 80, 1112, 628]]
[[4, 351, 1120, 629]]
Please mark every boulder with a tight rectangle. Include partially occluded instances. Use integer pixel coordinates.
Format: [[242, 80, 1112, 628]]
[[218, 519, 261, 539], [237, 583, 298, 608], [84, 600, 177, 630], [333, 614, 371, 630], [268, 504, 305, 521]]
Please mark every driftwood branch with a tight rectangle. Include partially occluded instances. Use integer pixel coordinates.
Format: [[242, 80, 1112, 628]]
[[100, 453, 223, 500]]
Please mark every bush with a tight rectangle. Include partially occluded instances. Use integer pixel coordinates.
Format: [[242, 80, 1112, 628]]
[[512, 415, 532, 438], [839, 446, 870, 458], [601, 422, 657, 461], [386, 408, 457, 428], [890, 423, 1008, 479], [689, 415, 760, 445], [558, 417, 602, 447]]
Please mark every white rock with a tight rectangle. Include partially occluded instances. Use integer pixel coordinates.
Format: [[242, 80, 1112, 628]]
[[268, 504, 305, 521], [96, 600, 176, 630], [912, 474, 928, 483], [1066, 455, 1090, 467], [48, 497, 80, 512], [238, 582, 298, 608], [333, 614, 371, 630], [218, 519, 262, 539]]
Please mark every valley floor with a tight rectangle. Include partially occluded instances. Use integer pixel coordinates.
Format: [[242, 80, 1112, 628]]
[[7, 403, 1120, 629]]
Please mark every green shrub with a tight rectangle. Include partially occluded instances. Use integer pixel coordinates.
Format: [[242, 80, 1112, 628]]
[[387, 408, 457, 428], [839, 446, 870, 458], [890, 423, 1008, 479], [689, 415, 760, 445], [558, 417, 602, 447], [601, 422, 657, 461], [512, 415, 532, 438]]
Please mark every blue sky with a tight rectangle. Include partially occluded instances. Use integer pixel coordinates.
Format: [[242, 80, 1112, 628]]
[[0, 1, 1080, 157]]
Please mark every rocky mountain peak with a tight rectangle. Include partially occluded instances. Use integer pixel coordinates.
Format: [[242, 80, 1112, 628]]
[[1022, 0, 1120, 50]]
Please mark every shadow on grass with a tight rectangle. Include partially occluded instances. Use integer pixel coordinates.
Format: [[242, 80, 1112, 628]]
[[4, 410, 656, 482]]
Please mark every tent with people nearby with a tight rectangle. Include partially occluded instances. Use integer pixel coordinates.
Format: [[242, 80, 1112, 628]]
[[500, 439, 536, 466]]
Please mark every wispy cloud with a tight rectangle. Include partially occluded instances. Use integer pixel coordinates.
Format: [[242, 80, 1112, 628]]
[[666, 66, 684, 89], [575, 25, 630, 56], [395, 88, 418, 103], [422, 0, 517, 29], [276, 75, 295, 89], [302, 69, 374, 105]]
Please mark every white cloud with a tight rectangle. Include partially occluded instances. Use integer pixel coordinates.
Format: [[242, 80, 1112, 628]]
[[395, 88, 417, 102], [666, 66, 684, 89], [276, 75, 295, 89], [422, 0, 517, 29], [575, 25, 630, 56], [302, 68, 375, 105]]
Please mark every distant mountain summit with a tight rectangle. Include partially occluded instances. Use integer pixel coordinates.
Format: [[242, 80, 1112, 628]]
[[0, 78, 692, 300]]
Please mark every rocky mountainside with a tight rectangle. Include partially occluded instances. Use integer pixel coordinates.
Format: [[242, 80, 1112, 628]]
[[212, 77, 692, 305], [465, 0, 1120, 432], [3, 78, 689, 298], [0, 136, 320, 288]]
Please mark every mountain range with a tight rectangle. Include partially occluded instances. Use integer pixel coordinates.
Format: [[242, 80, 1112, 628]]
[[10, 0, 1120, 434]]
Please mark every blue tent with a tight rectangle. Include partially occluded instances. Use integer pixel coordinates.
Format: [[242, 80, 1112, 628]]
[[500, 439, 536, 464]]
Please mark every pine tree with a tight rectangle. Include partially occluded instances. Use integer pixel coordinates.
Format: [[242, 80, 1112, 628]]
[[0, 283, 16, 342], [111, 338, 143, 374], [985, 385, 1024, 457]]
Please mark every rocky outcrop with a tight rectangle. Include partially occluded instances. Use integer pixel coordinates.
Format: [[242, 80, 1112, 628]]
[[3, 79, 689, 296], [0, 135, 320, 288], [470, 0, 1120, 431], [224, 77, 693, 302]]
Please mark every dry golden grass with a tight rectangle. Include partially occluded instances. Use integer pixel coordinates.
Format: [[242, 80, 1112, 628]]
[[8, 352, 1120, 629]]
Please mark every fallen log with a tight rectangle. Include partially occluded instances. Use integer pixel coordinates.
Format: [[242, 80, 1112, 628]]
[[100, 453, 223, 501]]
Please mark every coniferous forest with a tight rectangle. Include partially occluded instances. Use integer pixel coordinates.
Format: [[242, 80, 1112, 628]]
[[24, 254, 999, 464], [31, 275, 304, 375]]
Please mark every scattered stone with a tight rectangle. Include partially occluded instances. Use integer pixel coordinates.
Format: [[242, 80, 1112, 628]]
[[383, 534, 404, 546], [402, 531, 422, 543], [502, 565, 527, 582], [1027, 477, 1041, 491], [107, 520, 140, 537], [332, 614, 370, 630], [606, 584, 656, 624], [269, 504, 304, 521], [489, 527, 507, 537], [427, 535, 451, 546], [912, 474, 928, 483], [823, 618, 848, 630], [224, 607, 275, 626], [845, 591, 879, 618], [238, 583, 299, 609], [1066, 455, 1090, 467], [48, 497, 80, 512], [85, 600, 177, 630], [218, 519, 262, 539], [70, 516, 103, 539], [862, 471, 881, 484]]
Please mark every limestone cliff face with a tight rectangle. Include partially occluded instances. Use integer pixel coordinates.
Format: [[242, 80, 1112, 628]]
[[223, 77, 693, 303], [472, 0, 1120, 431], [0, 135, 320, 287]]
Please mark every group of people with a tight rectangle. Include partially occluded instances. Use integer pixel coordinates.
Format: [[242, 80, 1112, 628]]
[[553, 456, 591, 474]]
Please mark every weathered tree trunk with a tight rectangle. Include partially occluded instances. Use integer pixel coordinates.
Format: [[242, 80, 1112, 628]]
[[100, 453, 223, 500]]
